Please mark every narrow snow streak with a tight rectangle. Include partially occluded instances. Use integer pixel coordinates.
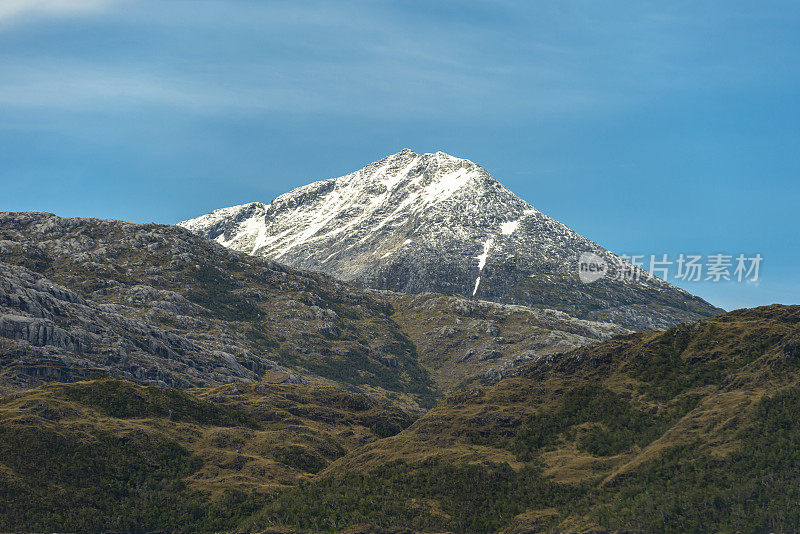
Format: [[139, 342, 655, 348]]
[[472, 276, 481, 297], [473, 237, 495, 297], [477, 238, 494, 271]]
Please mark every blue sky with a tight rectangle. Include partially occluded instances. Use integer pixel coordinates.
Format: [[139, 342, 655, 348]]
[[1, 0, 798, 310]]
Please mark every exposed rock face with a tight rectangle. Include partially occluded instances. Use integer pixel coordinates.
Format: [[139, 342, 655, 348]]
[[0, 212, 423, 402], [0, 211, 631, 405], [0, 261, 280, 389], [180, 149, 722, 330]]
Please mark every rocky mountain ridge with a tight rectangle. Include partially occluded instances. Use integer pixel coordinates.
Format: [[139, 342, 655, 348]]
[[0, 211, 626, 405], [180, 149, 722, 330]]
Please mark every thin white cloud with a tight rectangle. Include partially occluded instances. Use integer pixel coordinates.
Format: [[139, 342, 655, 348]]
[[0, 1, 797, 121], [0, 57, 607, 121], [0, 0, 116, 23]]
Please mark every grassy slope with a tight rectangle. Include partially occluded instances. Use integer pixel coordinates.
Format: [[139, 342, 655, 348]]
[[2, 306, 799, 532], [276, 304, 800, 532], [0, 377, 415, 532]]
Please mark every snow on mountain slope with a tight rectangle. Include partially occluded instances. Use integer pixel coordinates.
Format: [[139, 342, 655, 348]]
[[179, 149, 722, 330]]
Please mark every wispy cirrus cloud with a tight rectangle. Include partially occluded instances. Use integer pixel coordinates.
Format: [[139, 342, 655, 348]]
[[0, 0, 118, 23], [2, 0, 796, 124]]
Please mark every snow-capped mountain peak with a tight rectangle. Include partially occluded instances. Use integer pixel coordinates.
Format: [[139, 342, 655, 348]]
[[179, 149, 721, 330], [221, 148, 537, 263]]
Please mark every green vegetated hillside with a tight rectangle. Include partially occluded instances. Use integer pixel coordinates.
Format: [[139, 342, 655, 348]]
[[0, 376, 415, 532], [319, 304, 800, 533], [1, 304, 799, 532]]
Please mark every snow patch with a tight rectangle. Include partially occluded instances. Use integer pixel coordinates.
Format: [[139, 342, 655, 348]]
[[420, 168, 471, 204], [501, 220, 520, 235], [477, 238, 494, 271]]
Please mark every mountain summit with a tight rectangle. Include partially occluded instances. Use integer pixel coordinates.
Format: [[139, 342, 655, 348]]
[[180, 149, 721, 329]]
